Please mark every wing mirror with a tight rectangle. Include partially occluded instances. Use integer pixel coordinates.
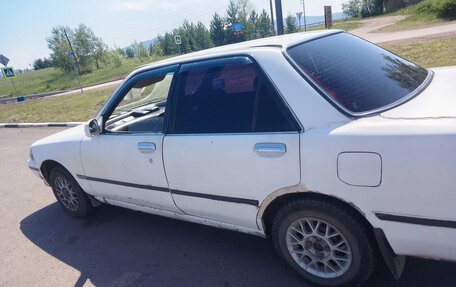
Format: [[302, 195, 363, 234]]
[[84, 117, 103, 137]]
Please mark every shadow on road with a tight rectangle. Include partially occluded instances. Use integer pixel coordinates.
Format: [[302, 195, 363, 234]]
[[20, 203, 455, 287]]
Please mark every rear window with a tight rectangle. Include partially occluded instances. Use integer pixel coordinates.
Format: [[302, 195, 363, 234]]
[[287, 32, 430, 114]]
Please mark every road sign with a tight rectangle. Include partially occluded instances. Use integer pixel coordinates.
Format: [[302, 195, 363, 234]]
[[324, 6, 333, 29], [232, 23, 245, 32], [174, 35, 182, 45], [1, 67, 15, 78], [0, 54, 9, 66]]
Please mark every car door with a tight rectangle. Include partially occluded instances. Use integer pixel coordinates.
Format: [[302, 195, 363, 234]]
[[163, 57, 301, 229], [80, 65, 180, 212]]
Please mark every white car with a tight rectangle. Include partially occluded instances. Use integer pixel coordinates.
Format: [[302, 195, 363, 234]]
[[28, 30, 456, 286]]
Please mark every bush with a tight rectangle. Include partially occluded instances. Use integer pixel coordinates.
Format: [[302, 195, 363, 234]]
[[416, 0, 456, 19], [435, 0, 456, 18], [342, 0, 362, 17]]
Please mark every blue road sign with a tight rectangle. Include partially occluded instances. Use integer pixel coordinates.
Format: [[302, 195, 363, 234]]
[[1, 67, 15, 78], [232, 23, 245, 32]]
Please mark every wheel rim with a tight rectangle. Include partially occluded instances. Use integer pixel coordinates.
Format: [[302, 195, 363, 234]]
[[286, 217, 352, 279], [54, 176, 79, 212]]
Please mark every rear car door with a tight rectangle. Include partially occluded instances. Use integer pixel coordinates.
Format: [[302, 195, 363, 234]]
[[163, 57, 301, 230]]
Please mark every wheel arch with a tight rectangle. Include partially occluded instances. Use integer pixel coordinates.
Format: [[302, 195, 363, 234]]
[[259, 190, 374, 237], [40, 160, 70, 185]]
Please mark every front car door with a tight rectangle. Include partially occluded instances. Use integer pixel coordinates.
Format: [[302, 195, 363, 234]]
[[80, 65, 180, 212], [163, 57, 301, 230]]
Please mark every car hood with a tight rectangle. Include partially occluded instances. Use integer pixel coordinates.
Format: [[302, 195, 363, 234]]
[[31, 123, 86, 147], [380, 66, 456, 119]]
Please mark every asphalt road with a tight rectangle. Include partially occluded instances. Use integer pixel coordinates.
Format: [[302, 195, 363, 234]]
[[1, 127, 455, 287]]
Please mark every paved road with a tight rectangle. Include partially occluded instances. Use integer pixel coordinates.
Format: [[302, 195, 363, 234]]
[[351, 16, 456, 43], [1, 127, 455, 287]]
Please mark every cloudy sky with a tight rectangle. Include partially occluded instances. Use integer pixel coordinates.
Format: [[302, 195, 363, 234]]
[[1, 0, 345, 69]]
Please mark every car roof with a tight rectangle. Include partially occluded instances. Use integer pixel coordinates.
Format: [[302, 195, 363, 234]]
[[136, 30, 342, 72]]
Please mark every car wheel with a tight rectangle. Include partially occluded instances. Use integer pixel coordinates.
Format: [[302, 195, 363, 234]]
[[50, 166, 94, 218], [271, 198, 377, 287]]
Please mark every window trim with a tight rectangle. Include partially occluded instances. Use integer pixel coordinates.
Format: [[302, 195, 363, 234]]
[[283, 32, 434, 118], [166, 55, 302, 135], [99, 65, 180, 135]]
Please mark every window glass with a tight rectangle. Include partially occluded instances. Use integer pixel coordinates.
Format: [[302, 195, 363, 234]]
[[105, 71, 175, 133], [287, 33, 429, 114], [173, 58, 298, 134], [254, 81, 299, 132]]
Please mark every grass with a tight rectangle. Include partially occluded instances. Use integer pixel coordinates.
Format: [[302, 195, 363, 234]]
[[0, 86, 115, 123], [0, 56, 164, 98], [380, 37, 456, 68], [378, 12, 448, 31], [378, 0, 456, 32], [305, 19, 362, 32]]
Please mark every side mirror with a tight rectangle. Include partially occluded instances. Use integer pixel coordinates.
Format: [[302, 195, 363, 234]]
[[84, 118, 102, 137]]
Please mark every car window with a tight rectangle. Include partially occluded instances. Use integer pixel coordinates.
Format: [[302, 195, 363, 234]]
[[254, 80, 299, 132], [287, 33, 429, 114], [173, 57, 299, 134], [104, 69, 175, 133]]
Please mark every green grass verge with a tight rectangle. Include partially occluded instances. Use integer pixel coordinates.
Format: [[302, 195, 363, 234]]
[[381, 37, 456, 68], [305, 20, 361, 32], [0, 56, 164, 98], [379, 13, 449, 31], [378, 0, 456, 32], [0, 86, 115, 123]]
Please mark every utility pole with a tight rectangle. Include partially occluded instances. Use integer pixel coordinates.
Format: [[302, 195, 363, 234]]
[[300, 0, 307, 31], [275, 0, 284, 35], [63, 28, 83, 93], [269, 0, 276, 35]]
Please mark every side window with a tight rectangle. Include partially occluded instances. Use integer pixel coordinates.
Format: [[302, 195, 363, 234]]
[[173, 57, 299, 134], [254, 80, 300, 132], [104, 67, 176, 133]]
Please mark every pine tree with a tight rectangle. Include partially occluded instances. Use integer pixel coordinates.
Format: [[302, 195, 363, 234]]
[[257, 9, 273, 38], [210, 13, 226, 46], [285, 14, 299, 34]]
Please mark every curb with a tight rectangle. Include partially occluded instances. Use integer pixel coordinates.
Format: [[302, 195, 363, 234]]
[[0, 90, 70, 105], [0, 122, 83, 128]]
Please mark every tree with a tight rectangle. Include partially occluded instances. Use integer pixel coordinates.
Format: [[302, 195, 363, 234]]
[[91, 35, 109, 69], [33, 58, 44, 70], [47, 26, 74, 72], [361, 0, 384, 17], [285, 14, 298, 34], [47, 24, 109, 73], [247, 10, 259, 40], [150, 41, 164, 56], [125, 47, 134, 58], [342, 0, 384, 18], [131, 41, 149, 61], [257, 9, 273, 38], [210, 13, 226, 46], [342, 0, 362, 17]]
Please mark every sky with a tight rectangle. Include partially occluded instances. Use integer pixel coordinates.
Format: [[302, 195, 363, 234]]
[[0, 0, 345, 69]]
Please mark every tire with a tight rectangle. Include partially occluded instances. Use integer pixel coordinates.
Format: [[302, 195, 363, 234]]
[[50, 166, 94, 218], [271, 198, 377, 287]]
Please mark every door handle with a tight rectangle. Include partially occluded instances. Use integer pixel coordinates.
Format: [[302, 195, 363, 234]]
[[254, 143, 286, 154], [137, 142, 156, 154]]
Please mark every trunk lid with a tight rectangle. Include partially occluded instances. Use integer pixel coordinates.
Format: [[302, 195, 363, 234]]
[[381, 66, 456, 119]]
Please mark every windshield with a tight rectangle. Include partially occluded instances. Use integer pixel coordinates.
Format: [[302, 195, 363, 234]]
[[286, 32, 430, 114]]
